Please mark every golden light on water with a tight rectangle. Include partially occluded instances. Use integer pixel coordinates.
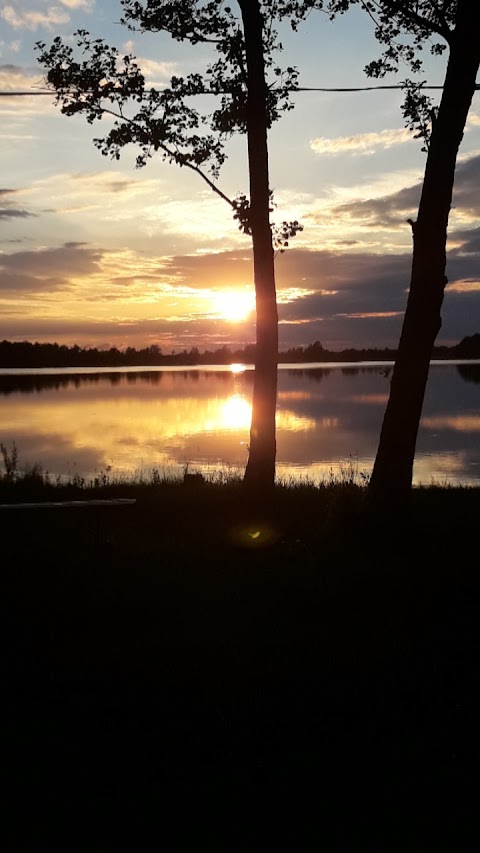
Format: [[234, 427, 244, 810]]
[[220, 395, 252, 430], [276, 411, 317, 431], [0, 387, 327, 480], [1, 393, 252, 478], [421, 414, 480, 432], [2, 366, 477, 488], [413, 451, 476, 485], [277, 390, 312, 401]]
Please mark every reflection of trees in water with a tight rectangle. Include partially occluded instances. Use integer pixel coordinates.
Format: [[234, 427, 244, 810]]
[[341, 366, 394, 379], [0, 368, 242, 396], [2, 363, 474, 397], [0, 375, 73, 395], [341, 368, 360, 377], [457, 364, 480, 384], [285, 368, 329, 383], [176, 370, 232, 383], [0, 371, 163, 395], [284, 366, 394, 384]]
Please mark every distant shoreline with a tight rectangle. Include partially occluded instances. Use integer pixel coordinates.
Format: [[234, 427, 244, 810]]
[[1, 358, 480, 376], [1, 334, 479, 368]]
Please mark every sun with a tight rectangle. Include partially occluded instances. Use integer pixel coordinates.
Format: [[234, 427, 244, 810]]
[[214, 287, 255, 323]]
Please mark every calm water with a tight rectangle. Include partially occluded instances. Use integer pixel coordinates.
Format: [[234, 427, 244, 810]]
[[1, 361, 479, 486]]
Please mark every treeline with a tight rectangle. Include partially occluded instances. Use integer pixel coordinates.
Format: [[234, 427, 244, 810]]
[[0, 335, 479, 368]]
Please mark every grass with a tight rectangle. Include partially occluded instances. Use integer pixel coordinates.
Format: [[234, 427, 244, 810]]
[[3, 447, 480, 845]]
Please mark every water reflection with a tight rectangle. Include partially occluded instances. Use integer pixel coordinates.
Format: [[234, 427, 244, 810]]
[[0, 362, 478, 486], [457, 363, 480, 384]]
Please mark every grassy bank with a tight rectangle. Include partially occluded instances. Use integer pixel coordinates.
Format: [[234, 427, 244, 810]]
[[3, 467, 479, 846]]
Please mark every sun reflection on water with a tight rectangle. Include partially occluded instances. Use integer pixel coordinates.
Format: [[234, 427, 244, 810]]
[[220, 395, 252, 430], [0, 364, 477, 487]]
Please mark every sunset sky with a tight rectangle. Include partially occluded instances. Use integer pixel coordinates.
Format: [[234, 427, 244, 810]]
[[1, 0, 479, 353]]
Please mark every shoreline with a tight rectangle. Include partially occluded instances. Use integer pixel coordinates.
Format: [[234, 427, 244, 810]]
[[1, 356, 480, 374]]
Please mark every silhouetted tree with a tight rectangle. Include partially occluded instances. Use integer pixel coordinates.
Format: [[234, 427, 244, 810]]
[[327, 0, 480, 511], [36, 0, 311, 491]]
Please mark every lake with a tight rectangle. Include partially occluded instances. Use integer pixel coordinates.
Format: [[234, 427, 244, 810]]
[[1, 361, 479, 487]]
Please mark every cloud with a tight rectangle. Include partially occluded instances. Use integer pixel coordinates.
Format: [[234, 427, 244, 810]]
[[0, 207, 33, 219], [158, 251, 254, 289], [1, 219, 478, 351], [133, 57, 179, 87], [0, 313, 252, 351], [0, 187, 35, 219], [310, 128, 412, 157], [69, 172, 154, 196], [330, 154, 480, 230], [0, 63, 43, 89], [0, 242, 103, 294], [1, 187, 20, 199], [332, 183, 421, 229], [59, 0, 93, 9], [0, 63, 53, 118], [0, 5, 69, 30], [275, 237, 480, 348], [449, 156, 480, 218], [275, 249, 412, 320], [450, 227, 480, 256], [310, 109, 479, 159]]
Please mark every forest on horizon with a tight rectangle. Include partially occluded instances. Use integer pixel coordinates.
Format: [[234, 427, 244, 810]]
[[1, 334, 479, 369]]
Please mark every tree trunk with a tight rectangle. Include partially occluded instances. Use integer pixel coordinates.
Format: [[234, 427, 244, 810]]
[[238, 0, 279, 493], [368, 0, 480, 513]]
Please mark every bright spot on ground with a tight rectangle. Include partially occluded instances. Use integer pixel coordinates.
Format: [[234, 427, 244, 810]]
[[229, 522, 281, 549]]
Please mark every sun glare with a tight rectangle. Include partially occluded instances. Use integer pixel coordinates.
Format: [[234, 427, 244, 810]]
[[215, 287, 255, 322], [220, 395, 252, 430]]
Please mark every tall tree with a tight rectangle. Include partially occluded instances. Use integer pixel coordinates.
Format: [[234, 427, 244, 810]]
[[328, 0, 480, 510], [36, 1, 307, 491]]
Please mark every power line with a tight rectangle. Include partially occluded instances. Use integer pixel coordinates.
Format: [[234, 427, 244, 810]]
[[297, 85, 450, 91], [3, 84, 474, 97]]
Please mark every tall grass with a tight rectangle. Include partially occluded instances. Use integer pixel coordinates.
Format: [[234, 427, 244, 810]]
[[0, 441, 18, 481]]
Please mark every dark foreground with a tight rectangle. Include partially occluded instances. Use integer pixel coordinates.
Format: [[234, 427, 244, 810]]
[[3, 482, 480, 847]]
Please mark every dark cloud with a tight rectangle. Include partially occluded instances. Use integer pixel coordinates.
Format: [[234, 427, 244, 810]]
[[0, 242, 103, 294], [276, 248, 411, 312], [0, 273, 66, 293], [160, 251, 254, 288], [333, 183, 421, 228], [273, 240, 480, 348], [451, 157, 480, 216], [450, 227, 480, 256], [0, 208, 33, 219], [0, 187, 35, 220], [330, 154, 480, 228]]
